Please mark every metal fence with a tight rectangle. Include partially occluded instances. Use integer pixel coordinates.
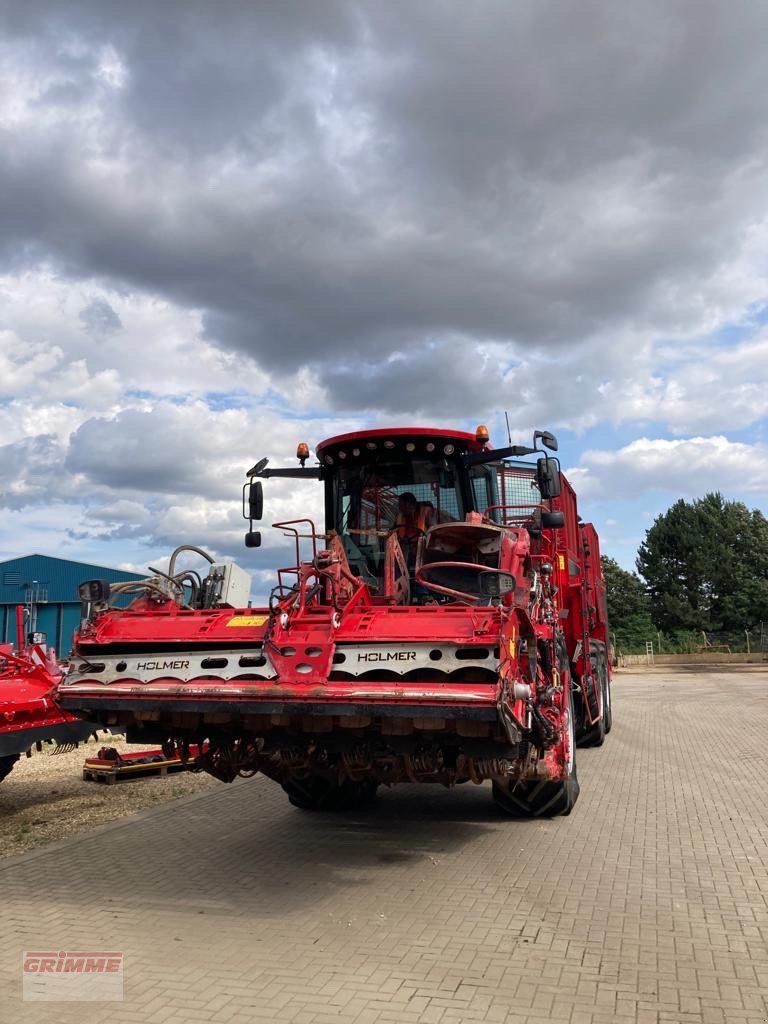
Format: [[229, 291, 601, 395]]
[[616, 627, 768, 657]]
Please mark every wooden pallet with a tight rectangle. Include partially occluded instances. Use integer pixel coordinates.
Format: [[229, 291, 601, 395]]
[[82, 749, 197, 784]]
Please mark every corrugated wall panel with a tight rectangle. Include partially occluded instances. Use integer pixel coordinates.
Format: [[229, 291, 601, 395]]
[[0, 555, 141, 654], [0, 555, 138, 605]]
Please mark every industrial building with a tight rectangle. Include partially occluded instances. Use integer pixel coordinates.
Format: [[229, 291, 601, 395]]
[[0, 554, 138, 654]]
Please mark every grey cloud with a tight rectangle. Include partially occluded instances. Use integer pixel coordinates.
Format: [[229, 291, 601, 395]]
[[323, 341, 499, 417], [65, 407, 240, 497], [0, 435, 67, 509], [71, 492, 294, 583], [363, 3, 768, 185], [4, 0, 358, 151], [79, 299, 122, 335], [3, 1, 768, 420]]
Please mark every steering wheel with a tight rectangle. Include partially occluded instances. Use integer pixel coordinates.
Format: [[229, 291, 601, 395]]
[[415, 561, 500, 604]]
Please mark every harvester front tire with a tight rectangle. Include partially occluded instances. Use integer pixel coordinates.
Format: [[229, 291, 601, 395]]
[[492, 776, 579, 818], [0, 754, 19, 784], [284, 776, 378, 812], [492, 688, 579, 818]]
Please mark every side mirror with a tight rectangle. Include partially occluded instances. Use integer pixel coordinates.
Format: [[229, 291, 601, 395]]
[[78, 578, 111, 621], [242, 480, 264, 521], [78, 579, 111, 604], [479, 571, 516, 598], [536, 456, 561, 499], [245, 531, 262, 549], [534, 429, 558, 452], [541, 510, 565, 529]]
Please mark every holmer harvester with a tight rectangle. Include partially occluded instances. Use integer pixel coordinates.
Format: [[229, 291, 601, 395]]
[[57, 425, 611, 817]]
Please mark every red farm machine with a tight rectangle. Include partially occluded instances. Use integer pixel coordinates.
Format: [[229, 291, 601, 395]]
[[0, 608, 97, 783], [57, 425, 611, 817]]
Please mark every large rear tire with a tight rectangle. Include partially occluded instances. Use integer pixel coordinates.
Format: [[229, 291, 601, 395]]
[[0, 754, 20, 783], [493, 686, 579, 818], [283, 776, 378, 812]]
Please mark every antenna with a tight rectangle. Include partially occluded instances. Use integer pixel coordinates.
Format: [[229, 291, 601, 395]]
[[504, 411, 512, 446]]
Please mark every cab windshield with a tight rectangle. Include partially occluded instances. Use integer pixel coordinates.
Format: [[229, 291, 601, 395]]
[[321, 440, 542, 589], [329, 454, 466, 585], [332, 456, 464, 533]]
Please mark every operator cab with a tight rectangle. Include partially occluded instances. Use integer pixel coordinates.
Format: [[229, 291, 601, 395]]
[[320, 429, 478, 588], [244, 426, 560, 604]]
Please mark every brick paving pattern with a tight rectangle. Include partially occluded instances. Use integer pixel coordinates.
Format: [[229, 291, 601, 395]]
[[1, 669, 768, 1024]]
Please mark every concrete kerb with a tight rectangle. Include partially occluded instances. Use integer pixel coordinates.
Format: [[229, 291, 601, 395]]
[[615, 661, 768, 673], [619, 652, 768, 667]]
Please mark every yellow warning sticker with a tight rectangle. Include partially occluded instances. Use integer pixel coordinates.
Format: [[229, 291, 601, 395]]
[[226, 615, 268, 627], [558, 554, 565, 571]]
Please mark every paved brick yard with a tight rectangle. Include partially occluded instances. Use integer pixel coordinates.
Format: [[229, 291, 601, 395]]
[[1, 670, 767, 1024]]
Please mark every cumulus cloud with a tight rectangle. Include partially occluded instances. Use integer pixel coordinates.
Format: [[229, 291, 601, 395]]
[[1, 0, 768, 419], [0, 333, 62, 397], [0, 270, 262, 405], [0, 1, 767, 576], [0, 390, 356, 580], [65, 400, 363, 498], [568, 436, 768, 502]]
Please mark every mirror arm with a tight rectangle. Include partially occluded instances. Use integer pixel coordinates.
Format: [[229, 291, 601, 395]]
[[253, 467, 322, 479], [463, 445, 536, 467]]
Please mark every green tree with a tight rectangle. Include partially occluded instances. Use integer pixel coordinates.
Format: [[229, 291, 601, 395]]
[[636, 492, 768, 634], [601, 556, 655, 652]]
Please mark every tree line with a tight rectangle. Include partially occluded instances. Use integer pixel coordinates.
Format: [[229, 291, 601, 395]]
[[601, 492, 768, 654]]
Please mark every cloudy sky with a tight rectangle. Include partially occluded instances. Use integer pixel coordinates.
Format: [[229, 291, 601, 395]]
[[2, 0, 768, 596]]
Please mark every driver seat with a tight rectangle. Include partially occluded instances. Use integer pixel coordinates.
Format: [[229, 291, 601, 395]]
[[416, 521, 504, 602]]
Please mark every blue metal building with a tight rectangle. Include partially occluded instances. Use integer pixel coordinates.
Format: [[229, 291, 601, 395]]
[[0, 554, 139, 655]]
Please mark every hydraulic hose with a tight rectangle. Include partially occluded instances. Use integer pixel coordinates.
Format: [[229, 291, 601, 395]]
[[169, 545, 215, 577]]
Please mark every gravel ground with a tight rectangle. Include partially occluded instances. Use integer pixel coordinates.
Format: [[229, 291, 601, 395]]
[[0, 733, 220, 858]]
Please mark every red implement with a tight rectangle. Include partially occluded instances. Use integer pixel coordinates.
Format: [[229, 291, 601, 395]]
[[0, 616, 97, 783]]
